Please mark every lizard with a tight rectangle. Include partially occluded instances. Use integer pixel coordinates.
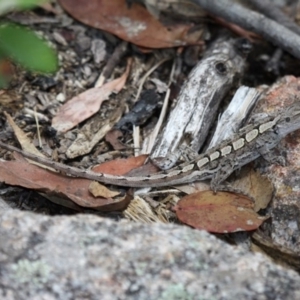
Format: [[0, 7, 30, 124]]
[[0, 103, 300, 191]]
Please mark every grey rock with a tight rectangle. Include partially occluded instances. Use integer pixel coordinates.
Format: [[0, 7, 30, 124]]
[[0, 210, 299, 300]]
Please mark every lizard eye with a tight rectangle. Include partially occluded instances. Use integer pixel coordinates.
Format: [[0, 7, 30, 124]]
[[285, 117, 291, 122]]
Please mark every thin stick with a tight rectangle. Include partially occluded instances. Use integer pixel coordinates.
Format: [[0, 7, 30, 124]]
[[134, 57, 170, 103], [249, 0, 300, 36], [34, 107, 42, 148], [191, 0, 300, 59]]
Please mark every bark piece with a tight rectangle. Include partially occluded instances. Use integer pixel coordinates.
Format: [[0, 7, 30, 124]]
[[208, 86, 260, 148], [151, 36, 249, 169]]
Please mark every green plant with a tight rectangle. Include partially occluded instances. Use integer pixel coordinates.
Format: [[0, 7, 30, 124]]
[[0, 0, 58, 87]]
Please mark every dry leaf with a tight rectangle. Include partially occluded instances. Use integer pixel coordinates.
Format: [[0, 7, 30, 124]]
[[52, 58, 131, 132], [0, 157, 129, 211], [174, 191, 268, 233], [174, 181, 211, 195], [231, 166, 274, 212], [124, 161, 159, 177], [105, 129, 126, 150], [4, 112, 44, 157], [59, 0, 204, 49], [92, 154, 148, 175], [89, 181, 120, 198], [4, 112, 56, 171]]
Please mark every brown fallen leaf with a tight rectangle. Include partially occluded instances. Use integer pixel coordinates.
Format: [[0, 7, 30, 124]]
[[105, 129, 126, 150], [174, 191, 268, 233], [0, 155, 130, 211], [89, 181, 120, 198], [4, 112, 44, 157], [92, 154, 148, 175], [4, 112, 57, 172], [52, 58, 131, 132], [58, 0, 204, 49], [230, 166, 274, 212]]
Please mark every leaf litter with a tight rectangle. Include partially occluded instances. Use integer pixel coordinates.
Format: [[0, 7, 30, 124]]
[[1, 1, 298, 270], [174, 191, 268, 233], [58, 0, 205, 49]]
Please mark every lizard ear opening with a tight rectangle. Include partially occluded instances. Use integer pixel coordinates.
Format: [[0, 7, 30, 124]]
[[285, 117, 291, 122]]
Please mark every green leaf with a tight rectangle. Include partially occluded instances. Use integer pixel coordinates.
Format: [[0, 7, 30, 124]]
[[0, 23, 58, 73], [0, 0, 47, 15]]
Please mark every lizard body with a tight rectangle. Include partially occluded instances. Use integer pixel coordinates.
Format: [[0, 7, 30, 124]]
[[1, 103, 300, 190]]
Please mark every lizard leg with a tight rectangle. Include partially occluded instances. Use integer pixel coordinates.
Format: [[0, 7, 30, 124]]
[[259, 149, 286, 166], [210, 160, 236, 193]]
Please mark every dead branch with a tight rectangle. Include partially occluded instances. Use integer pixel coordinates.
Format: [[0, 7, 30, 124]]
[[191, 0, 300, 59]]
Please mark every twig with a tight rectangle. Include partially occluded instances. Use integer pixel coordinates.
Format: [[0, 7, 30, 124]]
[[95, 41, 128, 87], [142, 88, 170, 154], [249, 0, 300, 36], [191, 0, 300, 60], [133, 125, 140, 157], [34, 107, 42, 148], [134, 57, 170, 102]]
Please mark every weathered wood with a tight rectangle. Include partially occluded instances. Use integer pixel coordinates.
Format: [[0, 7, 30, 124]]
[[150, 36, 248, 170], [208, 86, 260, 149]]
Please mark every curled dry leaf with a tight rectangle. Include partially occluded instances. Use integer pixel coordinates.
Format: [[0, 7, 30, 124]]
[[58, 0, 204, 48], [0, 156, 129, 211], [4, 112, 43, 157], [4, 112, 56, 172], [231, 166, 274, 212], [89, 181, 120, 198], [174, 191, 268, 233], [52, 58, 131, 132]]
